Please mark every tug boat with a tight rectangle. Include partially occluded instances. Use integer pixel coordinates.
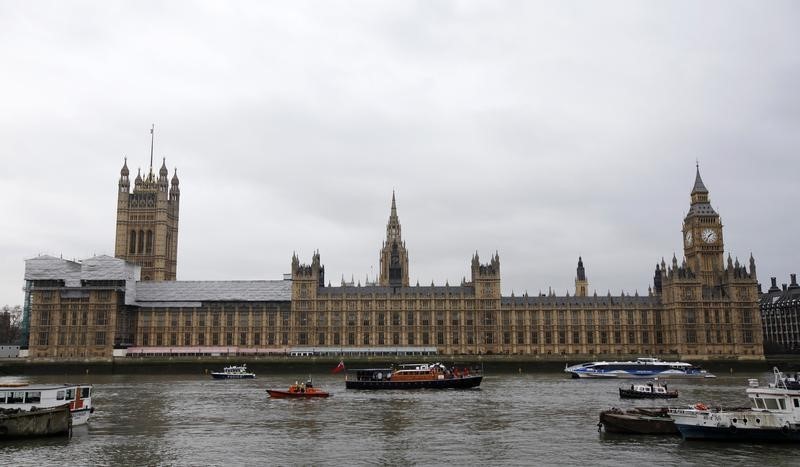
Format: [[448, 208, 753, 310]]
[[267, 379, 330, 399], [669, 368, 800, 442], [211, 364, 255, 379], [345, 363, 482, 390], [619, 381, 679, 399], [0, 383, 94, 426], [565, 357, 711, 379]]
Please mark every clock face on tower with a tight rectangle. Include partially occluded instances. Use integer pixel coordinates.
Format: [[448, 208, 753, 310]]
[[701, 228, 718, 244], [685, 231, 693, 247], [391, 255, 399, 266]]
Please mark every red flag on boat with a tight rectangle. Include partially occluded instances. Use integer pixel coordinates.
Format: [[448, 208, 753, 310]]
[[332, 360, 345, 374]]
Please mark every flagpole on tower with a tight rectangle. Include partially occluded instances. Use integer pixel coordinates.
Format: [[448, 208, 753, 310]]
[[149, 124, 155, 175]]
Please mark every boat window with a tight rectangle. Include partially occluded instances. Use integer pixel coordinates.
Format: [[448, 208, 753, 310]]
[[57, 390, 65, 400], [794, 399, 800, 408], [8, 392, 24, 403], [750, 397, 758, 408], [65, 388, 75, 400], [764, 399, 780, 410], [0, 392, 5, 403], [755, 398, 766, 409], [25, 392, 41, 403], [81, 387, 91, 398], [778, 399, 786, 410]]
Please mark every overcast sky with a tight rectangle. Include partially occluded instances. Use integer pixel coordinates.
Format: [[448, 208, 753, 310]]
[[1, 1, 798, 306]]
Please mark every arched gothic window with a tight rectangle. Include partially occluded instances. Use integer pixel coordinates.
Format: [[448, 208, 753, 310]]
[[146, 230, 153, 253], [129, 230, 136, 254]]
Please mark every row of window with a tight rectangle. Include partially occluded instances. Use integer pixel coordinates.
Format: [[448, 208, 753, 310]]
[[135, 328, 753, 348], [37, 331, 106, 346]]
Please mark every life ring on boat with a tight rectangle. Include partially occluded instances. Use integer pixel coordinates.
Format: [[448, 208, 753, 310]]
[[782, 424, 791, 434], [694, 403, 708, 411]]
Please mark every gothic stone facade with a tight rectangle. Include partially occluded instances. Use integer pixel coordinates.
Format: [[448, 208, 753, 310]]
[[114, 156, 180, 281], [22, 165, 764, 359], [288, 169, 762, 359], [760, 274, 800, 353]]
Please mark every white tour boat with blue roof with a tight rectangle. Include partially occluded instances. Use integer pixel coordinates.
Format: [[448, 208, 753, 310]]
[[565, 357, 711, 379]]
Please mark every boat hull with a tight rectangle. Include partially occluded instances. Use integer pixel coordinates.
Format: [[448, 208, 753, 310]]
[[346, 375, 482, 390], [70, 407, 93, 426], [675, 423, 800, 442], [0, 406, 72, 439], [267, 390, 329, 399], [570, 370, 706, 379], [599, 409, 679, 435], [211, 373, 255, 379], [618, 388, 678, 399]]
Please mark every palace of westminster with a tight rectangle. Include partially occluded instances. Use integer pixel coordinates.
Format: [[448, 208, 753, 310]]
[[22, 143, 765, 360]]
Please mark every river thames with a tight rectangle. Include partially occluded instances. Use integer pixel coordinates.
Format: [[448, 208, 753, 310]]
[[1, 368, 798, 466]]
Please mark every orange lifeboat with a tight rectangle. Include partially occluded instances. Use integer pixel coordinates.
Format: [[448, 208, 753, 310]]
[[267, 380, 330, 399]]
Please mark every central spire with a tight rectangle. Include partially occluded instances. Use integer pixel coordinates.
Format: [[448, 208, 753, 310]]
[[379, 191, 409, 287], [386, 191, 401, 242]]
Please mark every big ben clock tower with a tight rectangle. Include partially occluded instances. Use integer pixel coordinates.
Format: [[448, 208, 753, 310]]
[[682, 164, 724, 286]]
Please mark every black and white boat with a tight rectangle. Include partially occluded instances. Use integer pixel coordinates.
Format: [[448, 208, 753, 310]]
[[211, 364, 255, 379], [565, 357, 712, 379], [669, 368, 800, 442], [619, 381, 678, 399]]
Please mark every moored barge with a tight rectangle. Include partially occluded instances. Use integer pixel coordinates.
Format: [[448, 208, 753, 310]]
[[345, 363, 482, 390]]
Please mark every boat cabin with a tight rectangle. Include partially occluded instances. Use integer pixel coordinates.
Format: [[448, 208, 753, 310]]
[[629, 383, 670, 395], [0, 384, 91, 410]]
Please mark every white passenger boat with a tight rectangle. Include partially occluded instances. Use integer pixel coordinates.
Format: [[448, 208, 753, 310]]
[[669, 368, 800, 442], [0, 383, 94, 426], [211, 364, 256, 379], [565, 357, 711, 379]]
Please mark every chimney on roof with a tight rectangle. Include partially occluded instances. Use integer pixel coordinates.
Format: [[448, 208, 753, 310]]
[[790, 273, 799, 289], [782, 284, 788, 292]]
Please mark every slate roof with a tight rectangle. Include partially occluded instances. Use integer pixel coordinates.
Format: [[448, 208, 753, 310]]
[[133, 280, 292, 303], [501, 295, 661, 307], [24, 255, 138, 286], [686, 202, 717, 217], [319, 285, 474, 298]]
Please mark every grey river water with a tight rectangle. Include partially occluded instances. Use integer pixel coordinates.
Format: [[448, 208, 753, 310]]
[[1, 369, 799, 466]]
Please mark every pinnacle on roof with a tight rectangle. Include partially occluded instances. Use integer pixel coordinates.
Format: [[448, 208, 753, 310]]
[[692, 163, 708, 194], [576, 256, 586, 281]]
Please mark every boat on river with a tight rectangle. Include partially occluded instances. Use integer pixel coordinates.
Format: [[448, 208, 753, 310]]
[[345, 363, 482, 390], [211, 364, 255, 379], [669, 368, 800, 442], [565, 357, 711, 379], [598, 407, 679, 435], [267, 380, 330, 399], [0, 383, 93, 426], [619, 381, 678, 399], [0, 405, 72, 439]]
